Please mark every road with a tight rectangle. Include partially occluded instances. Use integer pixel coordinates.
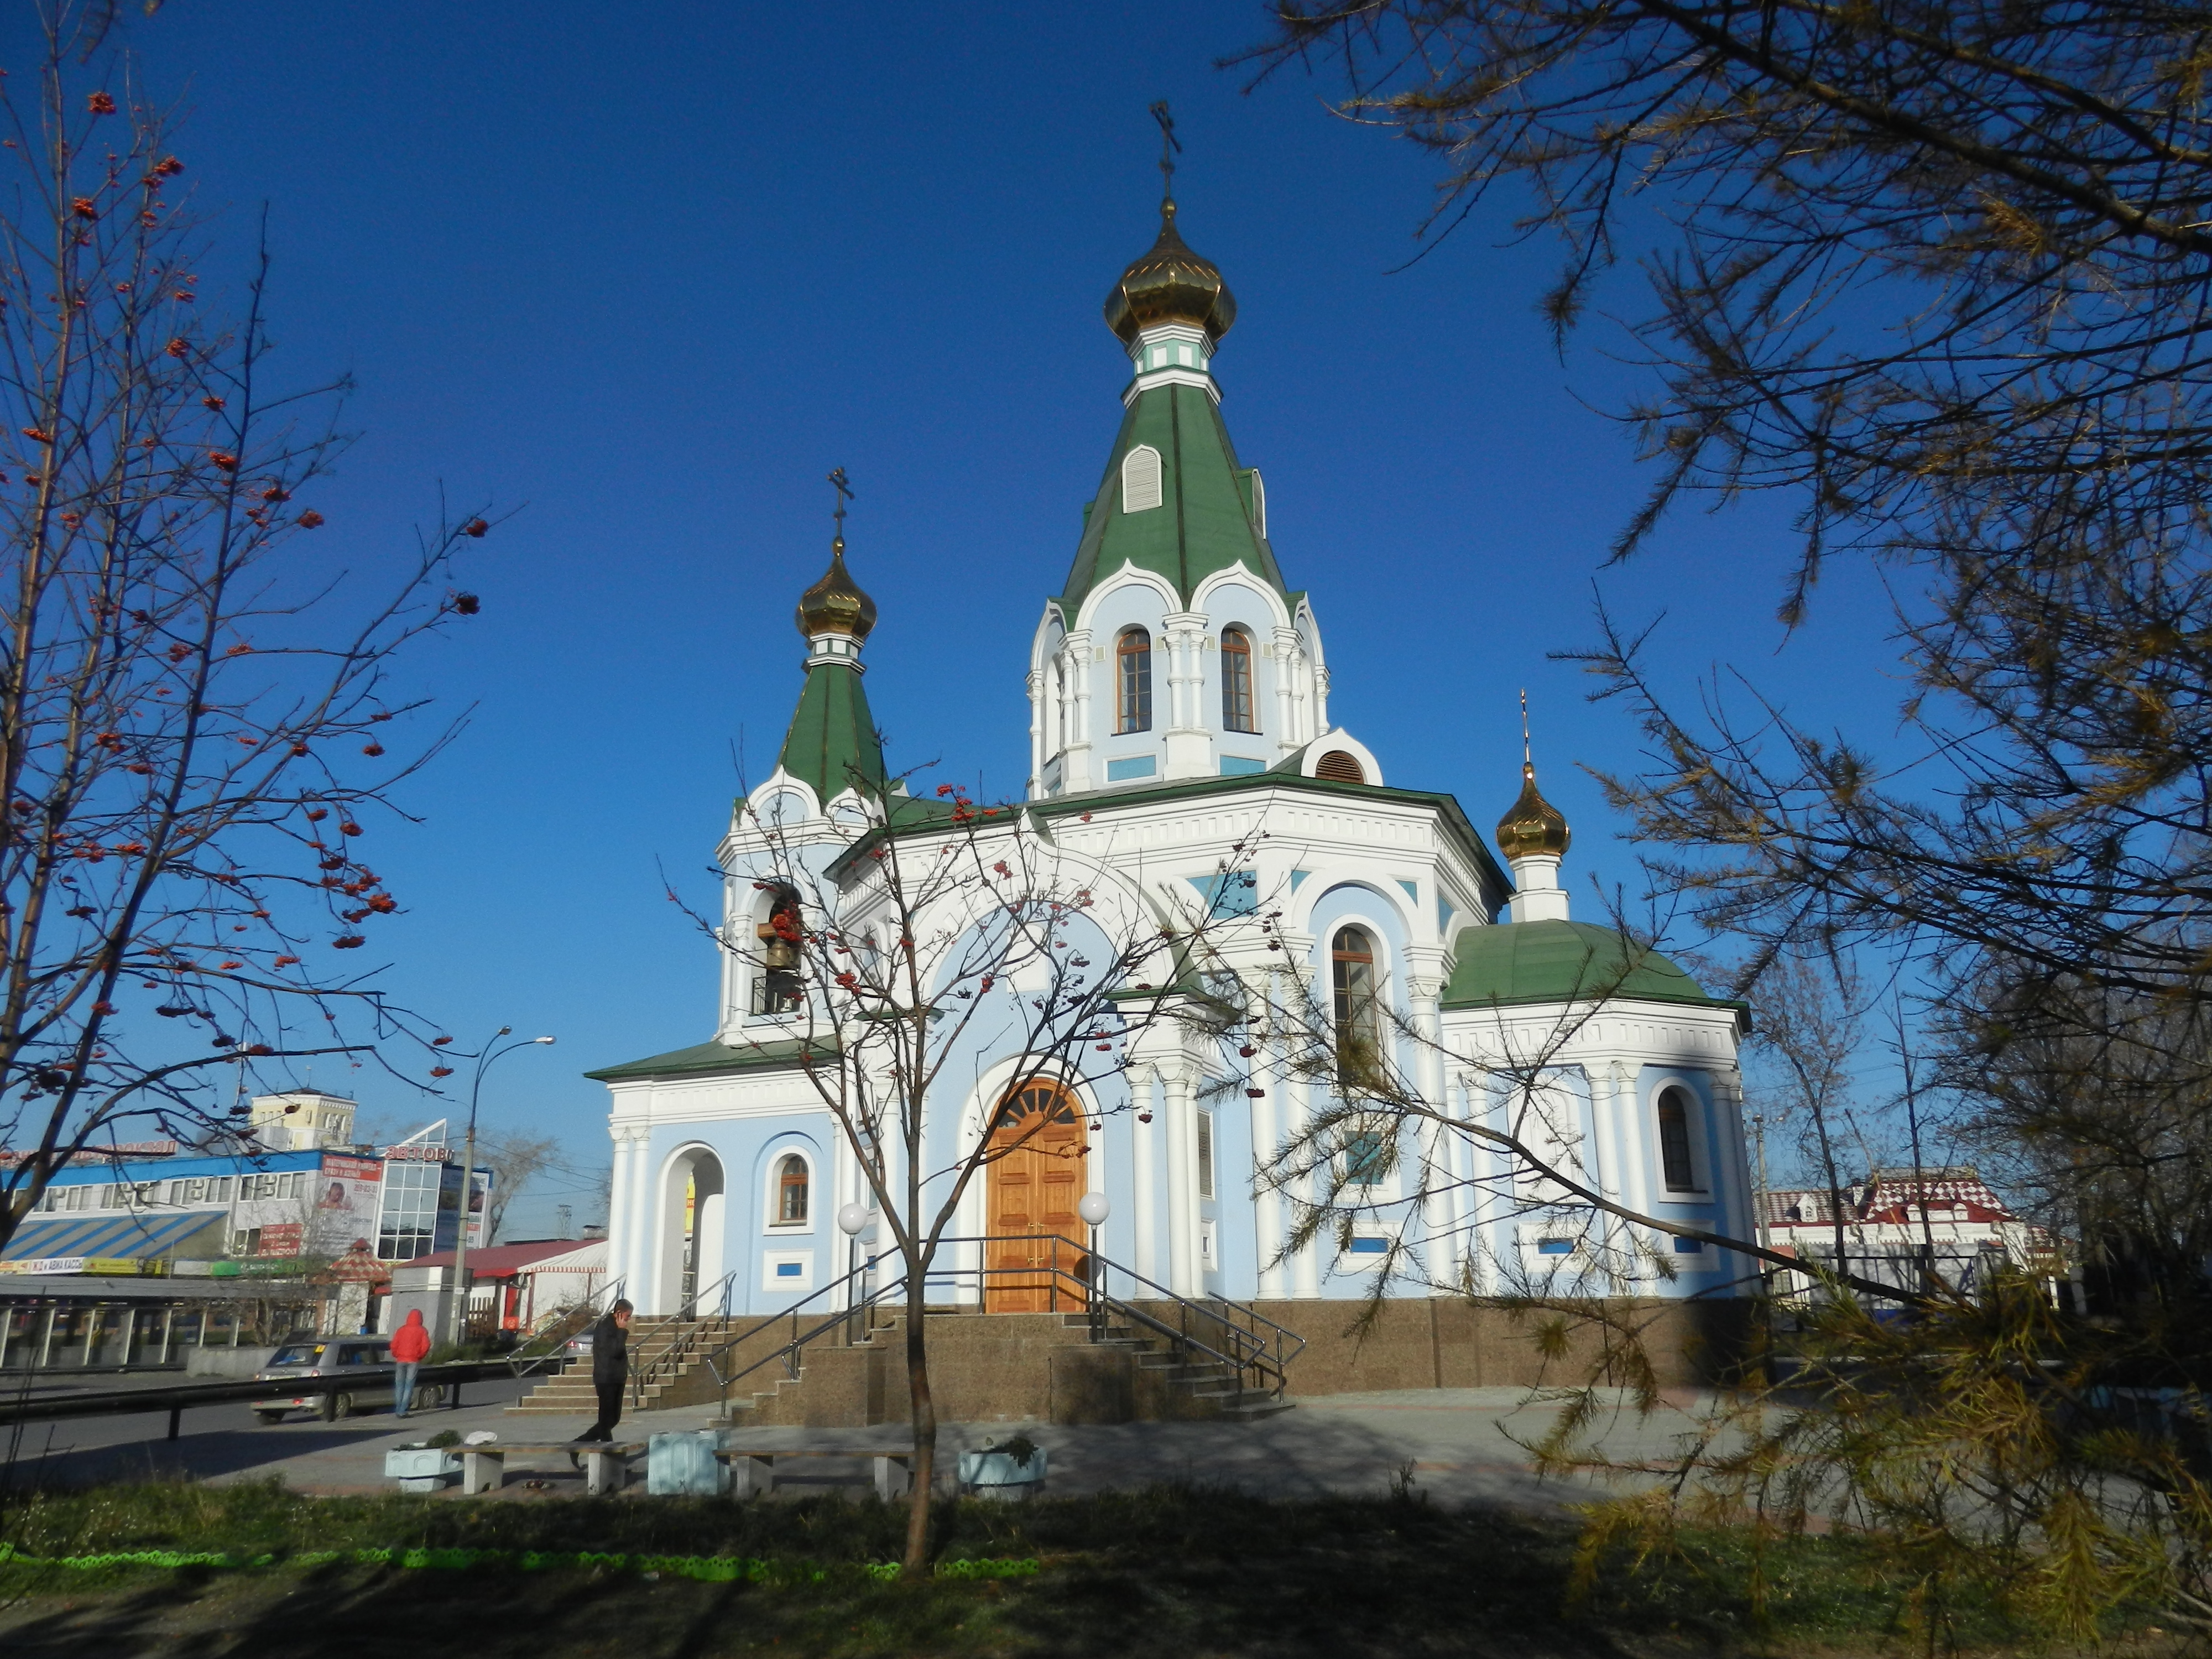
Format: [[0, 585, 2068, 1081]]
[[0, 1368, 535, 1490]]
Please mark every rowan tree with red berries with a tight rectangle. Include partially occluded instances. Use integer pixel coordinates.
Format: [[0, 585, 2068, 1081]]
[[0, 6, 494, 1253]]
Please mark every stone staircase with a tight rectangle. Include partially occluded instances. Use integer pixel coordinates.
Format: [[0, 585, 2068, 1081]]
[[1109, 1311, 1295, 1421], [508, 1314, 739, 1416]]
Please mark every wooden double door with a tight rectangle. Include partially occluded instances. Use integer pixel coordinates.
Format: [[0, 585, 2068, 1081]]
[[984, 1083, 1088, 1313]]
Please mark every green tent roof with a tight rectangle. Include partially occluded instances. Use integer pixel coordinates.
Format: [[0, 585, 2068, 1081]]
[[1057, 382, 1287, 613], [1441, 920, 1735, 1013], [776, 659, 885, 804]]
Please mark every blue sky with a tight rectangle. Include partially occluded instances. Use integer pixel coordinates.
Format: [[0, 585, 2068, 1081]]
[[31, 3, 1907, 1229]]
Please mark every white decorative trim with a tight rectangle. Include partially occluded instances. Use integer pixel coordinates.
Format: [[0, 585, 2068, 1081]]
[[1122, 366, 1221, 405], [761, 1248, 815, 1292]]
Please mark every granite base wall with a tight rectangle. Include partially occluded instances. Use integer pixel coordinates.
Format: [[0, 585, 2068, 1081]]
[[1154, 1296, 1761, 1396], [717, 1297, 1758, 1428]]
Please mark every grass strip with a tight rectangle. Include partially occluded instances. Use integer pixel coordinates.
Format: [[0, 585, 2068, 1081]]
[[0, 1540, 1039, 1582]]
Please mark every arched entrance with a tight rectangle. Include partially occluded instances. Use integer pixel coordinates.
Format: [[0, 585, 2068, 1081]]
[[656, 1147, 724, 1316], [983, 1081, 1088, 1313]]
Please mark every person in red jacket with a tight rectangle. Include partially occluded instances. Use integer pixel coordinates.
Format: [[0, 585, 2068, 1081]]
[[389, 1308, 432, 1418]]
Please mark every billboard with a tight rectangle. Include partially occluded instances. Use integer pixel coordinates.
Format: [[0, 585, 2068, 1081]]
[[310, 1153, 384, 1258]]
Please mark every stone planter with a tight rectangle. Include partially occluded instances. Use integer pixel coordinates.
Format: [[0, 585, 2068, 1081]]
[[957, 1446, 1048, 1500], [384, 1446, 461, 1493]]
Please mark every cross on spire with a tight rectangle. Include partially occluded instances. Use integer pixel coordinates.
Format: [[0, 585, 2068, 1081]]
[[828, 466, 853, 550], [1520, 687, 1533, 768], [1149, 100, 1180, 216]]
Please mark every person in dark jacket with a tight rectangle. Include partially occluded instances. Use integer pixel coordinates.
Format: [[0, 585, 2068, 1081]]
[[577, 1299, 633, 1443]]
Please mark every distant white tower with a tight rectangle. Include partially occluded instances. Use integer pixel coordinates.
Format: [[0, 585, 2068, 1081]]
[[248, 1091, 358, 1151]]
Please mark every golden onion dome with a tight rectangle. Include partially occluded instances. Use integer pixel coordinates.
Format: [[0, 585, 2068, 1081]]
[[1496, 761, 1571, 860], [1104, 200, 1237, 346], [794, 538, 877, 641]]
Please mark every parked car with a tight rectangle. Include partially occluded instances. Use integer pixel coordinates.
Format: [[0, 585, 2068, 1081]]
[[251, 1338, 442, 1423]]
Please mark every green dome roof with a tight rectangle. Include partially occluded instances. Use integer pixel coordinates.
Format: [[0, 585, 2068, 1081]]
[[1441, 920, 1726, 1011]]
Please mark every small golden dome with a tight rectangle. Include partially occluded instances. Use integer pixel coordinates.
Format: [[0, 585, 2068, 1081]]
[[1104, 200, 1237, 346], [1496, 761, 1570, 860], [795, 538, 877, 640]]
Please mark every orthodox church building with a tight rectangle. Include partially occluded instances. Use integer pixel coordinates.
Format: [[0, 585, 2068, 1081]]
[[589, 190, 1757, 1323]]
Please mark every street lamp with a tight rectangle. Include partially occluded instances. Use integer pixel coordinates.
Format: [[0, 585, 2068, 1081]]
[[837, 1201, 871, 1345], [1077, 1191, 1110, 1340], [446, 1027, 556, 1356]]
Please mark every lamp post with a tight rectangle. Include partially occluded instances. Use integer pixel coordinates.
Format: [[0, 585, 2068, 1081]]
[[446, 1027, 556, 1354], [837, 1201, 870, 1345], [1077, 1191, 1110, 1342]]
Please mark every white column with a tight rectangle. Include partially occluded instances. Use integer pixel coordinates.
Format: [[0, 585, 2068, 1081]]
[[1452, 1068, 1491, 1295], [604, 1128, 634, 1291], [1063, 630, 1093, 791], [1133, 1068, 1159, 1286], [627, 1129, 657, 1312], [1712, 1069, 1757, 1259], [1026, 666, 1045, 794], [1269, 630, 1297, 753], [1411, 978, 1454, 1295], [1161, 613, 1212, 779], [1289, 1068, 1322, 1299], [1611, 1060, 1653, 1274], [1164, 1067, 1198, 1296], [1251, 1021, 1285, 1300], [715, 886, 740, 1041]]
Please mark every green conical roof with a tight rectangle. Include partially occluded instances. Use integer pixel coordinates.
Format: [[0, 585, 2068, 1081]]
[[1058, 382, 1288, 613], [776, 658, 885, 804], [1441, 920, 1728, 1011]]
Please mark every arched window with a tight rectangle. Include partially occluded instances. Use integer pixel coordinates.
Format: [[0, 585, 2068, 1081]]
[[775, 1154, 810, 1225], [1121, 445, 1163, 513], [1656, 1088, 1697, 1192], [1220, 627, 1256, 733], [1116, 628, 1153, 734], [1331, 926, 1382, 1084]]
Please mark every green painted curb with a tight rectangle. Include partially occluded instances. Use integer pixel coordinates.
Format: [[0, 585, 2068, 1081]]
[[0, 1541, 1039, 1582]]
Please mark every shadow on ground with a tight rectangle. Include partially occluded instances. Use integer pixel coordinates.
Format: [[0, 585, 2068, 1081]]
[[0, 1494, 1726, 1659], [1, 1425, 397, 1490]]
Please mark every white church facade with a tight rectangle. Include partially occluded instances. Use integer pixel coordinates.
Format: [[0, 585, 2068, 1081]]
[[590, 191, 1758, 1322]]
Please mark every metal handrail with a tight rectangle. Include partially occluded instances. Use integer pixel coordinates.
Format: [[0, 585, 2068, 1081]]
[[696, 1234, 1306, 1409], [625, 1270, 749, 1403], [702, 1259, 903, 1398], [505, 1275, 627, 1378], [674, 1268, 736, 1322], [1081, 1248, 1309, 1385]]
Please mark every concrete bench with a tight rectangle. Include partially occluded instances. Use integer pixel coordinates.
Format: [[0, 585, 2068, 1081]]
[[714, 1447, 912, 1500], [460, 1441, 644, 1497]]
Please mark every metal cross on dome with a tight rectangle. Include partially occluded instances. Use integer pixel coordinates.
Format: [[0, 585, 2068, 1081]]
[[1149, 100, 1180, 204], [828, 467, 853, 544]]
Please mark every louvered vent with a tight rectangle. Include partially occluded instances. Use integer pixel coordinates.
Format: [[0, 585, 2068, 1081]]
[[1314, 749, 1366, 784], [1121, 445, 1163, 513]]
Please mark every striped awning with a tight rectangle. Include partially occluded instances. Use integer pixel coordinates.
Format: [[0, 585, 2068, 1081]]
[[0, 1208, 226, 1270]]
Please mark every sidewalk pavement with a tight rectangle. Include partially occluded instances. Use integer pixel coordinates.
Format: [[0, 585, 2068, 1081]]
[[9, 1385, 1724, 1509]]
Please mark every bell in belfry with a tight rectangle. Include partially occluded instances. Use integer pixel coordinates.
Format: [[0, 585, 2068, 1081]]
[[757, 923, 800, 973]]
